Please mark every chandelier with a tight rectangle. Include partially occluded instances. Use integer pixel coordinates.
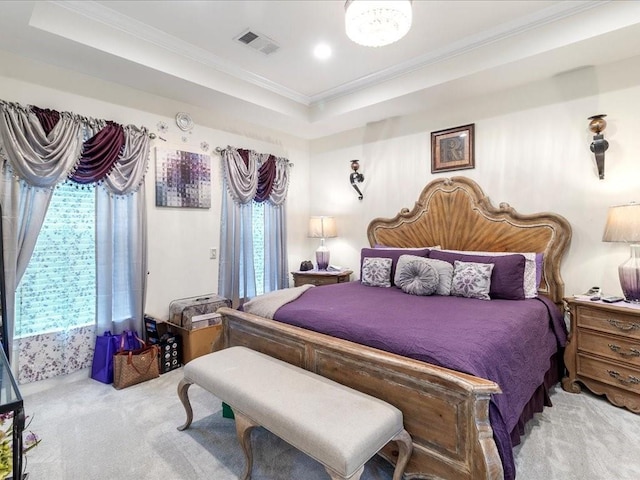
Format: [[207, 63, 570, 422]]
[[345, 0, 413, 48]]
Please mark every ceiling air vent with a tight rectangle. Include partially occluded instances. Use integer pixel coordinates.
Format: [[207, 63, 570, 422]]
[[234, 29, 280, 56]]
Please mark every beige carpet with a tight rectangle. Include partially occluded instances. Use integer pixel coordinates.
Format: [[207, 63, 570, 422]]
[[20, 367, 640, 480]]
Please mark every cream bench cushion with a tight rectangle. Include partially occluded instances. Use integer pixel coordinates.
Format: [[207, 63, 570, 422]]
[[177, 346, 412, 480]]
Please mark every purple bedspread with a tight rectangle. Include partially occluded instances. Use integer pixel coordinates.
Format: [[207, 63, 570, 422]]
[[273, 281, 567, 480]]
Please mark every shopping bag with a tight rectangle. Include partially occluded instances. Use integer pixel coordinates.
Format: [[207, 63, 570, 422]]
[[113, 335, 159, 390], [90, 331, 120, 384], [119, 330, 143, 351]]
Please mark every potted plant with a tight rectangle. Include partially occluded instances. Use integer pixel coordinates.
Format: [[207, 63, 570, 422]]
[[0, 412, 40, 480]]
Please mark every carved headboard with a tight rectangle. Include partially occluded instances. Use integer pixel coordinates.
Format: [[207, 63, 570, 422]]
[[367, 177, 572, 306]]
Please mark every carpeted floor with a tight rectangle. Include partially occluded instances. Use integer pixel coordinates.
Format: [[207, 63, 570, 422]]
[[20, 367, 640, 480]]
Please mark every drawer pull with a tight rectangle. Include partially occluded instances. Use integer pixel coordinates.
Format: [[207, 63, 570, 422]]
[[607, 370, 640, 385], [608, 344, 640, 358], [607, 319, 640, 332]]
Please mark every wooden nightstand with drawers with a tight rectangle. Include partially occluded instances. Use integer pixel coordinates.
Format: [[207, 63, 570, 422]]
[[291, 269, 352, 287], [562, 297, 640, 413]]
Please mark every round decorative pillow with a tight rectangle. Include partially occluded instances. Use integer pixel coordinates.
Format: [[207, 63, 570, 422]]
[[396, 259, 440, 296]]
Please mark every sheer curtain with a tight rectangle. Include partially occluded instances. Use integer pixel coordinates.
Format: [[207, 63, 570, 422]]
[[0, 100, 149, 378], [218, 147, 291, 306]]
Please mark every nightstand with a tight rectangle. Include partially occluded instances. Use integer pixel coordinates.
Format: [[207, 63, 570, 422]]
[[562, 297, 640, 413], [291, 269, 352, 287]]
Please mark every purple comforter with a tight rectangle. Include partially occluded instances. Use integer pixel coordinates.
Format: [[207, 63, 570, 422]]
[[274, 281, 567, 480]]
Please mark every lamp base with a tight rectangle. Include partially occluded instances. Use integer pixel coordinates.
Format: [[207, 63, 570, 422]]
[[316, 245, 330, 271], [619, 244, 640, 303]]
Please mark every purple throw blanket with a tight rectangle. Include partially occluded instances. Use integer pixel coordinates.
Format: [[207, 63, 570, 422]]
[[273, 281, 567, 480]]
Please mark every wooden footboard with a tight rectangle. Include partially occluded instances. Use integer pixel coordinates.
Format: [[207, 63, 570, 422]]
[[214, 307, 503, 480]]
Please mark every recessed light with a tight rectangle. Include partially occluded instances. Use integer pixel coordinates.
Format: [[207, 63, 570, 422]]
[[313, 43, 332, 60]]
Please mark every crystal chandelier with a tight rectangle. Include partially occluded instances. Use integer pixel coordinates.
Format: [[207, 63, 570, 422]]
[[345, 0, 413, 48]]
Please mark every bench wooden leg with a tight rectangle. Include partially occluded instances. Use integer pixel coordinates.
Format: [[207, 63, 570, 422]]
[[391, 429, 413, 480], [176, 379, 193, 431], [326, 465, 363, 480], [234, 409, 259, 480]]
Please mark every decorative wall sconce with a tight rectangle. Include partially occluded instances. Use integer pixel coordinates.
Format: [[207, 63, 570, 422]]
[[588, 114, 609, 180], [350, 160, 364, 200]]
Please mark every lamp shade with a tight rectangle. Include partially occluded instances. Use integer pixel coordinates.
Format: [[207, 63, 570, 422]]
[[602, 203, 640, 243], [308, 216, 337, 239], [345, 0, 412, 48], [603, 202, 640, 303]]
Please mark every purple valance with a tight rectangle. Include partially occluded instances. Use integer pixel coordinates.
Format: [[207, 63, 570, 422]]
[[31, 107, 60, 136], [255, 156, 276, 203], [71, 121, 125, 184]]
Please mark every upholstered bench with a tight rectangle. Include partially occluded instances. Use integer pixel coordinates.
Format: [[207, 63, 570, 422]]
[[177, 346, 413, 480]]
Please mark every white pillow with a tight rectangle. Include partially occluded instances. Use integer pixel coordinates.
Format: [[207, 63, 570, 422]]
[[361, 257, 392, 288], [442, 249, 537, 298], [451, 260, 494, 300]]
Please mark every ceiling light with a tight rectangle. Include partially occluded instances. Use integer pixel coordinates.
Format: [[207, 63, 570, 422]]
[[313, 43, 332, 60], [345, 0, 412, 48]]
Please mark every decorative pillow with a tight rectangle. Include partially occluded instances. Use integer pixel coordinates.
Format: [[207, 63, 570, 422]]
[[535, 252, 544, 291], [451, 261, 494, 300], [429, 250, 526, 300], [360, 247, 430, 286], [374, 244, 442, 250], [395, 259, 440, 296], [361, 257, 393, 287], [395, 255, 453, 296], [438, 249, 540, 298]]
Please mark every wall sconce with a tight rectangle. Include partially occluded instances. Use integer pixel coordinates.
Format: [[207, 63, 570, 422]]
[[350, 159, 364, 200], [588, 114, 609, 180]]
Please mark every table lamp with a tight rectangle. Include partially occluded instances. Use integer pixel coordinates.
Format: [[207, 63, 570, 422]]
[[603, 202, 640, 302], [308, 216, 337, 270]]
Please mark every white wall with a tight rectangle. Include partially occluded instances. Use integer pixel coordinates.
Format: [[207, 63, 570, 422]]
[[0, 53, 311, 320], [3, 49, 640, 309], [308, 56, 640, 298]]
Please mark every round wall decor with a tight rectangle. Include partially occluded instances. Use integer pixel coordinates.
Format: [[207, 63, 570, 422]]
[[175, 112, 194, 131]]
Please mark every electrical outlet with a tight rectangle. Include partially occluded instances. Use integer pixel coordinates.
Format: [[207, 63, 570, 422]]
[[209, 248, 217, 259]]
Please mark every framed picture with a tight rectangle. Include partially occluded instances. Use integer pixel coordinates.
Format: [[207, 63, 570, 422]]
[[431, 124, 475, 173], [155, 147, 211, 208]]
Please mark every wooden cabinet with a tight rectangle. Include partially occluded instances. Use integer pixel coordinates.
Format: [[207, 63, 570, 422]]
[[291, 270, 352, 287], [562, 298, 640, 413]]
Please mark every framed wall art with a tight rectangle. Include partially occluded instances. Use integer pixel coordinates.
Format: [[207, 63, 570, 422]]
[[155, 148, 211, 208], [431, 124, 475, 173]]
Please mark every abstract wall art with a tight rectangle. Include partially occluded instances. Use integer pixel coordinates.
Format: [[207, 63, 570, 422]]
[[155, 148, 211, 208]]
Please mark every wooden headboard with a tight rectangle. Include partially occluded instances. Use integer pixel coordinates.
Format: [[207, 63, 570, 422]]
[[367, 177, 572, 306]]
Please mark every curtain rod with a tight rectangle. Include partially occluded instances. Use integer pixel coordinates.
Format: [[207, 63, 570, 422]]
[[215, 146, 293, 166]]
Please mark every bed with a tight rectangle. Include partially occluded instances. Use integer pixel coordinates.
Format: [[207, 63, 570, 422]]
[[214, 176, 572, 480]]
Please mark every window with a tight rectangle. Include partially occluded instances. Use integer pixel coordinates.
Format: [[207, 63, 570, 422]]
[[15, 183, 96, 337]]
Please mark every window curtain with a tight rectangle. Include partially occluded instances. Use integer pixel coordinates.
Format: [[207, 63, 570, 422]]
[[0, 100, 150, 374], [96, 125, 149, 335], [218, 146, 291, 306]]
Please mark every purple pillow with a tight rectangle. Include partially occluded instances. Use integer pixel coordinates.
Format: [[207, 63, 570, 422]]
[[535, 252, 544, 288], [360, 247, 430, 286], [428, 250, 526, 300]]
